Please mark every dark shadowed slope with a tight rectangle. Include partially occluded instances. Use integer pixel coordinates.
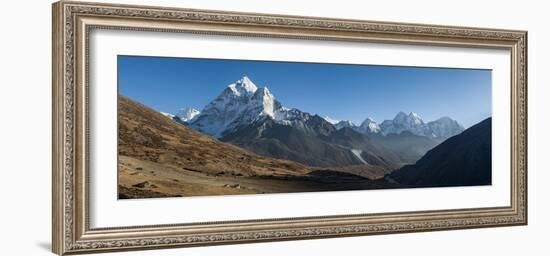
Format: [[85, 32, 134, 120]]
[[389, 117, 492, 187], [221, 117, 401, 170], [220, 117, 365, 168]]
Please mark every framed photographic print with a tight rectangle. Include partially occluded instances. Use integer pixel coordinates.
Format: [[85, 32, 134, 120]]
[[52, 1, 527, 255]]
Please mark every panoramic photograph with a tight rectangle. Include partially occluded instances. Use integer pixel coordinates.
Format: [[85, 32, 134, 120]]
[[117, 55, 492, 199]]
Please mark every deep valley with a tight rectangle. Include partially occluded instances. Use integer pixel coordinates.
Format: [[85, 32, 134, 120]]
[[118, 76, 491, 199]]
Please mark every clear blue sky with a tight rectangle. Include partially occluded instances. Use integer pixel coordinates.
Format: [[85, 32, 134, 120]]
[[118, 55, 491, 128]]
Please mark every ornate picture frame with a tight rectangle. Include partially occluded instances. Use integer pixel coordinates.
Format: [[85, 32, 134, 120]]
[[52, 1, 527, 255]]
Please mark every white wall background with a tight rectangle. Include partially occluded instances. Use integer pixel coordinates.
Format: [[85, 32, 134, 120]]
[[0, 0, 547, 255]]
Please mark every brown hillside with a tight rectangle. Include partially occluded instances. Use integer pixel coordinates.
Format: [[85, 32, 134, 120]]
[[118, 95, 310, 177], [118, 95, 398, 198]]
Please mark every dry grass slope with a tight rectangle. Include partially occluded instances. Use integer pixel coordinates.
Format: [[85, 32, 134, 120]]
[[119, 96, 310, 176], [118, 96, 395, 198]]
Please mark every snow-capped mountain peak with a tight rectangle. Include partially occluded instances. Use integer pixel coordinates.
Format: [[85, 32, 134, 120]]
[[188, 76, 342, 138], [380, 112, 428, 136], [189, 77, 287, 137], [379, 112, 463, 139], [427, 116, 465, 138], [334, 120, 356, 130], [175, 76, 465, 141], [359, 117, 381, 133], [176, 107, 200, 122], [227, 76, 258, 96], [393, 112, 424, 125]]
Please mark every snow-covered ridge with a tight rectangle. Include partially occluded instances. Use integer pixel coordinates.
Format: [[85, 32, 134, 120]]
[[186, 76, 295, 137], [176, 107, 200, 122], [378, 112, 464, 138], [332, 113, 463, 139], [334, 120, 356, 130], [359, 117, 381, 134], [380, 112, 430, 136], [185, 76, 344, 138], [227, 76, 258, 96], [324, 116, 340, 125], [162, 76, 465, 140], [427, 116, 465, 138]]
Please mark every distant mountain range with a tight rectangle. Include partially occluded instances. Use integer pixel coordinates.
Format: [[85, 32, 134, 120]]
[[330, 112, 464, 140], [160, 76, 473, 170], [168, 77, 463, 139]]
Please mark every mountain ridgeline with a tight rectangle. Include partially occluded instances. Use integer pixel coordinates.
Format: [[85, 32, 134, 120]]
[[148, 76, 491, 191], [118, 95, 401, 198], [170, 76, 465, 168]]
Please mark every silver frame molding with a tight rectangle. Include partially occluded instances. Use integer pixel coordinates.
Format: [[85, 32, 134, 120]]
[[52, 1, 527, 255]]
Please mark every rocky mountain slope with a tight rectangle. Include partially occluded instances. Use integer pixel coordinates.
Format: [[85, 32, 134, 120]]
[[162, 76, 470, 173], [118, 95, 397, 198], [118, 95, 314, 197], [178, 76, 399, 170], [389, 117, 492, 187]]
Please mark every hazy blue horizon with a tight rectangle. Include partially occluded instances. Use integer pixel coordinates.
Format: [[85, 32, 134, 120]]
[[118, 55, 491, 128]]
